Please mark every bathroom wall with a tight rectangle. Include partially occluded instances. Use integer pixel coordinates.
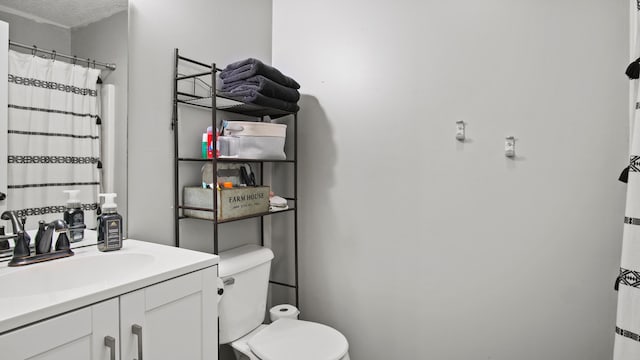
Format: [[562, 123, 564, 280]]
[[71, 10, 128, 234], [273, 1, 628, 359], [127, 0, 272, 252], [0, 11, 70, 53]]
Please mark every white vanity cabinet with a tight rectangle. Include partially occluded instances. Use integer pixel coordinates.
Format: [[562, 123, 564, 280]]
[[0, 264, 218, 360], [0, 298, 120, 360], [120, 267, 218, 360]]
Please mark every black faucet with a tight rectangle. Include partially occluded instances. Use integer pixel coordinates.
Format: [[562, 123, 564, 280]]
[[8, 218, 75, 267]]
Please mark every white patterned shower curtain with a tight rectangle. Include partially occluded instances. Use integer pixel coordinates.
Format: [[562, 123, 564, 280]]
[[6, 50, 102, 230], [615, 2, 640, 358]]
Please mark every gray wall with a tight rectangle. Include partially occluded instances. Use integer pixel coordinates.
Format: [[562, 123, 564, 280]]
[[128, 4, 272, 355], [71, 10, 128, 234], [0, 11, 70, 53], [127, 0, 272, 251], [273, 1, 628, 359]]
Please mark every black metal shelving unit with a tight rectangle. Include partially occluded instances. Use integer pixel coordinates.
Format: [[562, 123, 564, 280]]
[[171, 49, 299, 306]]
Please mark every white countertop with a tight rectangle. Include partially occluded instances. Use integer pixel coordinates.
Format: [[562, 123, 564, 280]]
[[0, 238, 218, 334]]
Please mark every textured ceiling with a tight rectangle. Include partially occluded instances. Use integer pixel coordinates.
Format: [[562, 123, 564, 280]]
[[0, 0, 127, 28]]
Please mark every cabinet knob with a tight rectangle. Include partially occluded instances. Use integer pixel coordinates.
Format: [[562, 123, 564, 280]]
[[104, 336, 116, 360]]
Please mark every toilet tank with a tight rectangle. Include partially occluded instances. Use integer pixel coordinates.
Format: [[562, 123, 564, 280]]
[[218, 244, 274, 344]]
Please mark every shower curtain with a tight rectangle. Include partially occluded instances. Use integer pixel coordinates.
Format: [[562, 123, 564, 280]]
[[615, 2, 640, 358], [6, 50, 101, 229]]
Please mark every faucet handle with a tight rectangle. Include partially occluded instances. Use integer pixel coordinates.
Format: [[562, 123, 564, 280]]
[[19, 216, 29, 247], [13, 231, 30, 258], [55, 232, 71, 251]]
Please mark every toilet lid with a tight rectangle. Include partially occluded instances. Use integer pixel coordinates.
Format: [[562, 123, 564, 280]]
[[248, 318, 348, 360]]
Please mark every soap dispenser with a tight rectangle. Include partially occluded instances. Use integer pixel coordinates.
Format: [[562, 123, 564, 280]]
[[63, 190, 84, 242], [97, 193, 123, 252]]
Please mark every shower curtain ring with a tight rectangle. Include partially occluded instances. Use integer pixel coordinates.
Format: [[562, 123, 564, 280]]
[[72, 55, 77, 65], [51, 50, 56, 62], [86, 58, 91, 67], [92, 60, 96, 69], [31, 45, 37, 57]]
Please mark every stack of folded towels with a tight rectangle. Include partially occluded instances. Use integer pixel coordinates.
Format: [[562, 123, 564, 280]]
[[219, 58, 300, 113]]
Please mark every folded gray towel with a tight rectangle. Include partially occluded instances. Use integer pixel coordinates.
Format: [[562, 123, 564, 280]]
[[220, 89, 300, 113], [222, 75, 300, 103], [220, 58, 300, 89]]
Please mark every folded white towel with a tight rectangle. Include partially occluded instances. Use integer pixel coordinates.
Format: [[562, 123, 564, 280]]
[[270, 195, 287, 207], [269, 195, 288, 212]]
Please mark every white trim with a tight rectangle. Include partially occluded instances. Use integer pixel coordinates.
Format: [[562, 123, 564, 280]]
[[0, 5, 69, 29], [0, 20, 7, 215]]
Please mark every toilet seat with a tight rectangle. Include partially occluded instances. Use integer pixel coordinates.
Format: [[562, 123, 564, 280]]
[[247, 318, 348, 360]]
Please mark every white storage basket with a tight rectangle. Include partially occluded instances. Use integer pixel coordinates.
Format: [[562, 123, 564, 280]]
[[223, 121, 287, 160]]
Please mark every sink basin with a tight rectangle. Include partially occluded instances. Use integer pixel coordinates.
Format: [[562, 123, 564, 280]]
[[0, 252, 154, 298]]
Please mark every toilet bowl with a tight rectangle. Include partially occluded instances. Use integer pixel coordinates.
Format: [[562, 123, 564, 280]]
[[230, 319, 350, 360], [218, 245, 350, 360]]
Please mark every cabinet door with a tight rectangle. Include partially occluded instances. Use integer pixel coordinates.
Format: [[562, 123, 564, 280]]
[[120, 266, 218, 360], [0, 298, 119, 360]]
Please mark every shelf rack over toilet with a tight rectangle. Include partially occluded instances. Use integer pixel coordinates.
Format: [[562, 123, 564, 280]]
[[171, 49, 299, 307]]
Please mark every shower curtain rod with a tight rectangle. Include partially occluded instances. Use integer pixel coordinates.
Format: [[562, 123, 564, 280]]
[[8, 40, 116, 71]]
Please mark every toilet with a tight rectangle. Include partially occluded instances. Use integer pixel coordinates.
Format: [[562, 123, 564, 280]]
[[218, 244, 350, 360]]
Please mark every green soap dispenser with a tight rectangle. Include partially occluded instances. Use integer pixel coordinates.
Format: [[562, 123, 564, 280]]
[[63, 190, 84, 242], [97, 193, 123, 252]]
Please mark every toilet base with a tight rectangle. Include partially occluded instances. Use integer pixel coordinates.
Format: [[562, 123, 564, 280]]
[[233, 348, 350, 360], [231, 325, 267, 360], [232, 347, 260, 360]]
